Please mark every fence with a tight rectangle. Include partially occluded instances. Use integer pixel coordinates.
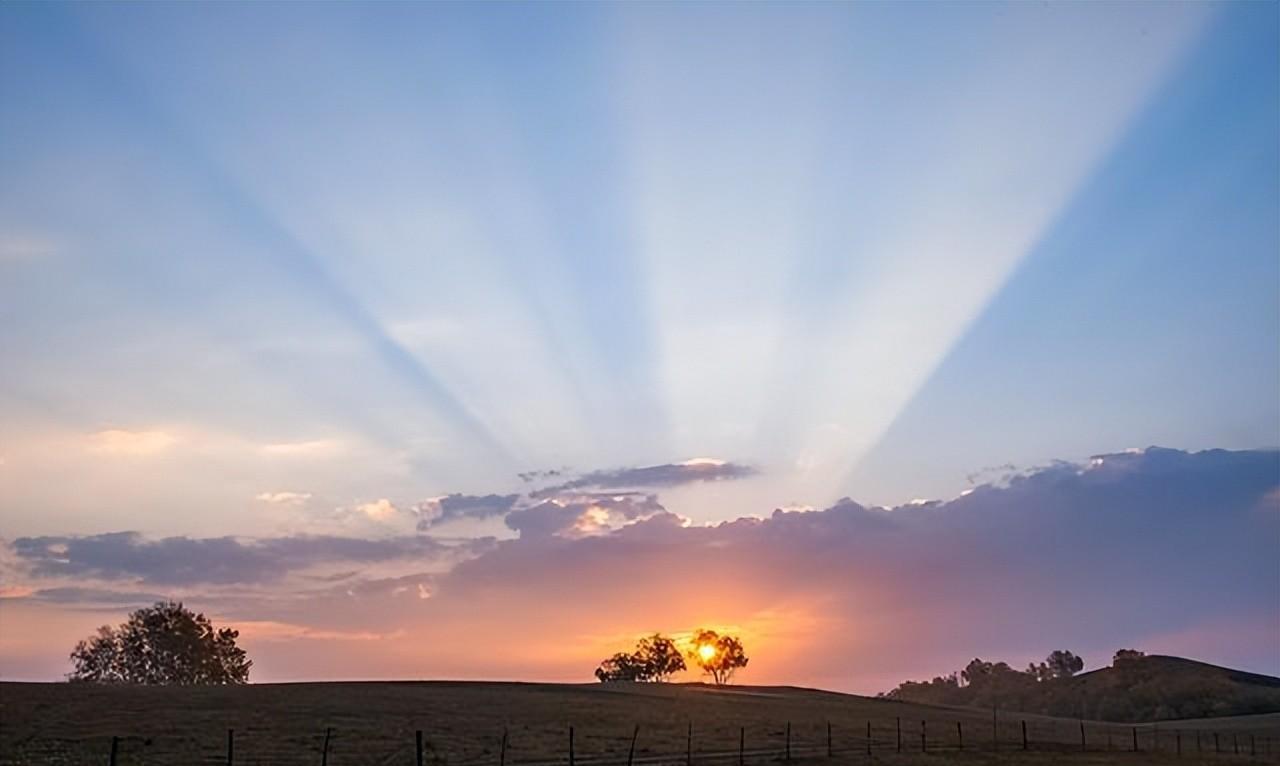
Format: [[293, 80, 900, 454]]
[[6, 715, 1280, 766]]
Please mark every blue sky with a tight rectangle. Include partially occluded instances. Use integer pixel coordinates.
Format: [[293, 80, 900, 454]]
[[0, 2, 1277, 685]]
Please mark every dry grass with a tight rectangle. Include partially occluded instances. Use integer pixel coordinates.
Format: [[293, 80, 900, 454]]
[[2, 681, 1277, 765]]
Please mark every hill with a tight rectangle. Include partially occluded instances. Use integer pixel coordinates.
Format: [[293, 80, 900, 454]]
[[885, 654, 1280, 722], [3, 679, 1278, 765]]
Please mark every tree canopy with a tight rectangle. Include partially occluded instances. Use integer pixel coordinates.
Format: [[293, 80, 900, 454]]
[[688, 628, 748, 685], [594, 633, 687, 682], [68, 601, 251, 685]]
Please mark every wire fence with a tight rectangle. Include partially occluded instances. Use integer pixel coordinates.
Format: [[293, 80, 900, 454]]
[[5, 715, 1280, 766]]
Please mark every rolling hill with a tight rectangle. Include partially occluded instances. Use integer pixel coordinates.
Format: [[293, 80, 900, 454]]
[[886, 654, 1280, 722]]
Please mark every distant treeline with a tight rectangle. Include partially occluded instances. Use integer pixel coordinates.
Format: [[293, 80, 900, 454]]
[[883, 650, 1280, 722]]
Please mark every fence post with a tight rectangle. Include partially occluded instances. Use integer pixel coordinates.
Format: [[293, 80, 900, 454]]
[[992, 707, 998, 752], [569, 726, 575, 766], [957, 721, 963, 752], [1214, 732, 1220, 754], [627, 724, 640, 766], [227, 729, 234, 765], [322, 728, 332, 766], [1080, 721, 1086, 752], [1021, 720, 1027, 751], [1196, 730, 1201, 753], [865, 721, 871, 756], [738, 727, 744, 766], [785, 722, 791, 762], [1251, 734, 1256, 756], [500, 728, 508, 766], [920, 720, 926, 753], [686, 722, 692, 766], [1175, 730, 1180, 757], [826, 721, 832, 757], [896, 717, 901, 753], [416, 730, 424, 766], [109, 736, 119, 766], [1233, 734, 1239, 755]]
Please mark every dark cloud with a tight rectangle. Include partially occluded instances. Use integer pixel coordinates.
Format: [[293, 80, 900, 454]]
[[416, 494, 520, 530], [531, 460, 756, 497], [9, 532, 469, 586], [504, 493, 667, 539], [428, 447, 1280, 685], [24, 587, 166, 606]]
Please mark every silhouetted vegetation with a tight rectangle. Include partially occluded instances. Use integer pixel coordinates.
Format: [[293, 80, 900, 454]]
[[595, 634, 686, 682], [688, 628, 749, 685], [68, 601, 250, 685], [884, 651, 1280, 722]]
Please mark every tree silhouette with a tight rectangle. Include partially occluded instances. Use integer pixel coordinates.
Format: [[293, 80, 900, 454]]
[[636, 634, 686, 681], [688, 628, 748, 685], [594, 633, 687, 682], [68, 601, 250, 684], [1046, 650, 1084, 679]]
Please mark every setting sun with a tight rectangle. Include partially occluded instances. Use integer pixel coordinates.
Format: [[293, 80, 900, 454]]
[[698, 644, 717, 662]]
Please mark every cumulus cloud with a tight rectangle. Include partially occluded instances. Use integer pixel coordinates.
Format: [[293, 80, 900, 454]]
[[530, 459, 756, 497], [8, 532, 469, 586], [354, 499, 399, 521], [504, 493, 669, 539], [415, 494, 520, 530]]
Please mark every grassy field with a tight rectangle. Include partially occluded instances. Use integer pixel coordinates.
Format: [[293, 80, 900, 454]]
[[2, 680, 1278, 765]]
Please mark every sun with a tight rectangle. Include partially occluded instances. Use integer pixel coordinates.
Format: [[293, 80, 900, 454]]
[[697, 643, 717, 662]]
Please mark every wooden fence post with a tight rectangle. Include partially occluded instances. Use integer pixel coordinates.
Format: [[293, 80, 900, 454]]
[[321, 728, 332, 766], [1214, 732, 1220, 754], [569, 726, 575, 766], [1175, 730, 1180, 757], [1021, 720, 1027, 751], [1080, 721, 1086, 752], [109, 736, 119, 766], [500, 728, 508, 766], [1233, 733, 1239, 755], [920, 720, 926, 753], [1196, 730, 1201, 753], [865, 721, 871, 756], [991, 707, 998, 752], [1251, 734, 1256, 756], [957, 721, 963, 752], [416, 731, 424, 766], [826, 721, 832, 757], [227, 729, 234, 765], [785, 722, 791, 762], [686, 722, 692, 766], [627, 725, 640, 766], [895, 717, 901, 753], [738, 727, 744, 766], [1131, 727, 1138, 752]]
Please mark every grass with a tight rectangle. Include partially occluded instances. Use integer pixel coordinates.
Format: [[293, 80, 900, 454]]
[[2, 680, 1277, 765]]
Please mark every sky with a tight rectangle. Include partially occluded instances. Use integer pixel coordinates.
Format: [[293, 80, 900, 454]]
[[0, 2, 1277, 692]]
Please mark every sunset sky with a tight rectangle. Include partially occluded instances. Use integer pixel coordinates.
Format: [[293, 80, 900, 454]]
[[1, 2, 1277, 692]]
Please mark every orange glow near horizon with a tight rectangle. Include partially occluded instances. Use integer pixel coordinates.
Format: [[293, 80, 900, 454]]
[[698, 643, 716, 662]]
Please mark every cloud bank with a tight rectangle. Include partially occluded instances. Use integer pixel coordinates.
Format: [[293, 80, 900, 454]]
[[2, 448, 1276, 690]]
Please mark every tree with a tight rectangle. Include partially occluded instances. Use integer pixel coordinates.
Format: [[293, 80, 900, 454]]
[[68, 601, 250, 685], [1046, 650, 1084, 679], [594, 652, 648, 682], [688, 628, 748, 685], [594, 633, 687, 682], [636, 634, 686, 681], [1113, 649, 1146, 664]]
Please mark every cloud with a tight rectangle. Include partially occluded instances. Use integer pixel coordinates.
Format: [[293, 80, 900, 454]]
[[86, 429, 177, 456], [531, 459, 757, 497], [8, 532, 469, 586], [415, 494, 520, 530], [354, 499, 399, 522], [504, 493, 669, 539], [255, 491, 312, 506]]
